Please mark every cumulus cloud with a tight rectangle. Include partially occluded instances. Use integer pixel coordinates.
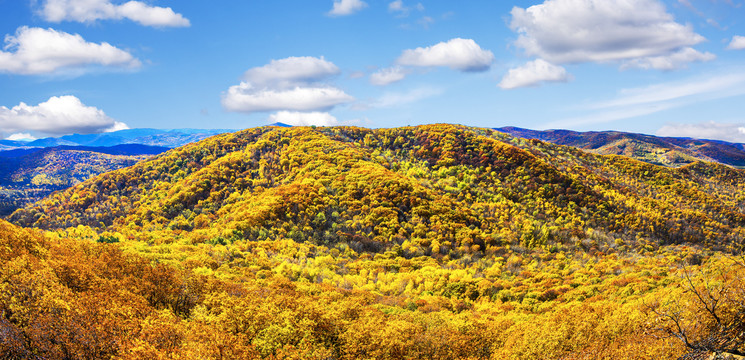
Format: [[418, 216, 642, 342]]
[[498, 59, 571, 89], [222, 84, 353, 113], [657, 121, 745, 143], [0, 95, 128, 136], [39, 0, 190, 27], [396, 38, 494, 72], [370, 66, 407, 86], [268, 111, 339, 127], [728, 35, 745, 50], [243, 56, 340, 89], [328, 0, 367, 16], [509, 0, 712, 70], [0, 26, 140, 75], [5, 133, 36, 141], [222, 56, 353, 114]]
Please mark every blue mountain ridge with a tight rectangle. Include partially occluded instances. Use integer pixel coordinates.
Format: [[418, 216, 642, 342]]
[[1, 128, 235, 150]]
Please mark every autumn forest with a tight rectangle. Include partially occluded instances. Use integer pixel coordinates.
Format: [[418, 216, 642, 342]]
[[2, 124, 745, 359]]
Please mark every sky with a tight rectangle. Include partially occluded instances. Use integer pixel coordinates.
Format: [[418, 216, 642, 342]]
[[2, 0, 745, 142]]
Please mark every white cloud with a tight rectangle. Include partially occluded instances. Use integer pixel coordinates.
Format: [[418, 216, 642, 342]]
[[222, 56, 353, 114], [243, 56, 340, 89], [39, 0, 190, 27], [509, 0, 710, 69], [328, 0, 367, 16], [589, 72, 745, 109], [389, 0, 405, 12], [388, 0, 422, 16], [268, 111, 339, 127], [0, 95, 128, 136], [396, 38, 494, 72], [544, 71, 745, 128], [656, 121, 745, 143], [107, 121, 129, 132], [0, 26, 140, 75], [621, 47, 715, 70], [498, 59, 571, 89], [370, 66, 407, 86], [727, 35, 745, 50], [5, 133, 37, 141], [543, 103, 677, 129], [222, 83, 353, 113]]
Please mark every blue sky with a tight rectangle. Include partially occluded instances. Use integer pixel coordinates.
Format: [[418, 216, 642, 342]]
[[2, 0, 745, 142]]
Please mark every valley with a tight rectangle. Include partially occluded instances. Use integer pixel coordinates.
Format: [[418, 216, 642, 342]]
[[0, 145, 167, 216]]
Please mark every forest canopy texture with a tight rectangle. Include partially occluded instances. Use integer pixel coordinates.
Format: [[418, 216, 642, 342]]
[[3, 124, 745, 359]]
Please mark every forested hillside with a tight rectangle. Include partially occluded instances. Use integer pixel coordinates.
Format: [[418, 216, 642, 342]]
[[4, 124, 745, 359], [12, 124, 745, 250]]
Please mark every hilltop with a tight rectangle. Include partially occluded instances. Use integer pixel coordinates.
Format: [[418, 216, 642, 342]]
[[11, 124, 745, 251]]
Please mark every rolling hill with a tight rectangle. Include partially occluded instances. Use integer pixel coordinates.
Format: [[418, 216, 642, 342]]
[[11, 124, 745, 250], [497, 126, 745, 167], [4, 124, 745, 359]]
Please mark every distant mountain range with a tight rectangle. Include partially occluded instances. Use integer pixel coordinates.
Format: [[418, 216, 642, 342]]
[[0, 144, 169, 216], [0, 128, 233, 150], [0, 144, 169, 158], [496, 126, 745, 168]]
